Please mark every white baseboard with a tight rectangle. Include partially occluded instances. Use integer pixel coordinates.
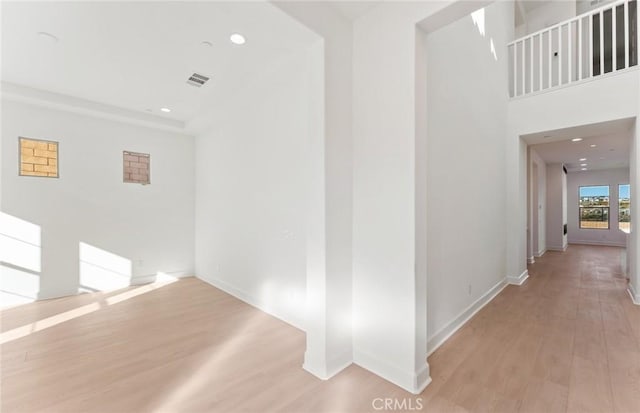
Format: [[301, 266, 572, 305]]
[[427, 278, 507, 356], [37, 289, 79, 301], [197, 274, 305, 331], [353, 349, 431, 395], [527, 256, 535, 264], [507, 270, 529, 286], [547, 245, 567, 252], [130, 271, 191, 285], [628, 284, 640, 305], [535, 249, 546, 258], [303, 349, 352, 380], [36, 271, 192, 300], [568, 240, 626, 248]]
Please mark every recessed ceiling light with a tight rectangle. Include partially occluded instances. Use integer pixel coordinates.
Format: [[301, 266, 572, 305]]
[[230, 33, 246, 45], [579, 158, 587, 161], [160, 108, 171, 113], [581, 168, 587, 171], [571, 138, 583, 142], [201, 41, 213, 47], [590, 144, 597, 148], [580, 163, 587, 166], [37, 31, 59, 44]]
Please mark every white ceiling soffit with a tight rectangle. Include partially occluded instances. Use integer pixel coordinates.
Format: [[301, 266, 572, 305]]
[[515, 0, 553, 27], [527, 118, 634, 172], [1, 1, 319, 130], [519, 0, 553, 14], [1, 81, 186, 133], [418, 1, 493, 34], [328, 1, 382, 21]]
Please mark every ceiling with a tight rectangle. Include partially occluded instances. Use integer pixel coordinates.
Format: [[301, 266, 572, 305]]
[[1, 2, 318, 125], [525, 118, 634, 172], [329, 1, 381, 21], [518, 0, 553, 14], [515, 0, 552, 26]]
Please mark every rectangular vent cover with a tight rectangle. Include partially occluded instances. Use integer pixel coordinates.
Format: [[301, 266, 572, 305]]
[[187, 73, 210, 87]]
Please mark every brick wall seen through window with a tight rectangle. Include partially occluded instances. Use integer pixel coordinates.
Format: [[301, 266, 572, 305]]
[[123, 151, 150, 184], [19, 137, 58, 178]]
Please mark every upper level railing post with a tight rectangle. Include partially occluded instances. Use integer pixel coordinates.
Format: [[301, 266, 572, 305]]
[[625, 1, 630, 68], [600, 10, 605, 74], [539, 33, 543, 89], [568, 22, 573, 83], [511, 43, 518, 96], [521, 40, 526, 94], [578, 18, 583, 79], [590, 14, 594, 77], [613, 6, 617, 71], [548, 29, 553, 87], [559, 24, 563, 84], [530, 36, 534, 92]]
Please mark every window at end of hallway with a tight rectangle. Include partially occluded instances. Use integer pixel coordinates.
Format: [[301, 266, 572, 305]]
[[19, 137, 59, 178], [579, 185, 610, 229], [619, 184, 630, 232]]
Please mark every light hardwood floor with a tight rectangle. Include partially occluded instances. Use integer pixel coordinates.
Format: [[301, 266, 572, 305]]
[[1, 245, 639, 412]]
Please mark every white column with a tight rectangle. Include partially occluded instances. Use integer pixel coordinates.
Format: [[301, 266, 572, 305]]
[[274, 2, 355, 379], [506, 129, 529, 286], [352, 8, 430, 393]]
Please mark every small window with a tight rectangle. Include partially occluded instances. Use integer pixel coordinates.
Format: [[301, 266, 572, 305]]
[[619, 184, 630, 232], [123, 151, 150, 185], [19, 137, 59, 178], [579, 185, 610, 229]]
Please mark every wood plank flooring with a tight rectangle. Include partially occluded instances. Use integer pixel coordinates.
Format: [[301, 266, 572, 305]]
[[1, 244, 639, 412]]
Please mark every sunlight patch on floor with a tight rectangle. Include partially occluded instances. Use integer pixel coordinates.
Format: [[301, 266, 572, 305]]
[[0, 274, 178, 345], [153, 312, 267, 411]]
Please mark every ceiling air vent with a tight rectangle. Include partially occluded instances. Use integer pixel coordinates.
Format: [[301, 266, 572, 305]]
[[186, 73, 210, 88]]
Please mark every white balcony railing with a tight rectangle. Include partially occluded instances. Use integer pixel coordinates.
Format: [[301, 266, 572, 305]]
[[508, 0, 638, 98]]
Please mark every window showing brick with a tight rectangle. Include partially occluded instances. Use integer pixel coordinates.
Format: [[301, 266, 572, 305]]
[[123, 151, 150, 185], [19, 137, 59, 178]]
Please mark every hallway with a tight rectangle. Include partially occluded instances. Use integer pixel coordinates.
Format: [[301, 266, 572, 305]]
[[423, 244, 640, 412]]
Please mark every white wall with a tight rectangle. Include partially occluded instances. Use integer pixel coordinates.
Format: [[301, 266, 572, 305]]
[[546, 164, 567, 251], [424, 1, 510, 348], [351, 0, 494, 393], [567, 168, 630, 247], [194, 48, 313, 330], [529, 148, 547, 258], [1, 100, 195, 300]]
